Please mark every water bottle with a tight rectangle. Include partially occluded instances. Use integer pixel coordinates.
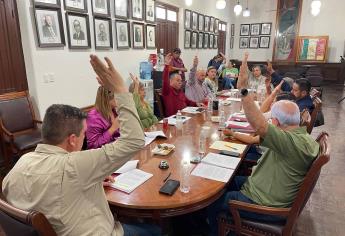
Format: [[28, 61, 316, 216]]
[[198, 128, 207, 160], [180, 160, 190, 193], [176, 110, 183, 129], [219, 110, 226, 130], [207, 97, 213, 118], [157, 48, 164, 71], [257, 85, 266, 104]]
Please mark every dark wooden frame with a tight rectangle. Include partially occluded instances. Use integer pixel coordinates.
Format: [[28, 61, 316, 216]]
[[184, 9, 191, 29], [191, 11, 198, 31], [209, 16, 214, 32], [214, 34, 218, 49], [204, 15, 210, 32], [146, 24, 156, 49], [231, 23, 234, 36], [209, 34, 214, 49], [65, 12, 91, 49], [197, 32, 203, 49], [131, 0, 144, 20], [259, 36, 270, 48], [115, 20, 131, 49], [260, 22, 272, 35], [198, 13, 204, 32], [230, 36, 234, 49], [114, 0, 129, 19], [203, 33, 209, 49], [239, 37, 249, 49], [250, 23, 260, 36], [132, 22, 145, 49], [64, 0, 88, 13], [249, 37, 259, 48], [296, 36, 329, 63], [214, 18, 219, 34], [33, 7, 65, 47], [91, 0, 111, 17], [184, 30, 191, 49], [93, 17, 113, 49], [33, 0, 61, 8], [191, 31, 197, 49], [240, 24, 250, 36], [145, 0, 156, 23]]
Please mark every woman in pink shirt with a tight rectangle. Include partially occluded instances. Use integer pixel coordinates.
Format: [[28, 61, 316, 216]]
[[86, 86, 120, 149]]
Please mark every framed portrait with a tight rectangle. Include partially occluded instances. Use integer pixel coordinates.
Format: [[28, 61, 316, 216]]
[[115, 20, 130, 49], [34, 8, 65, 47], [296, 36, 329, 63], [64, 0, 87, 13], [145, 0, 155, 23], [191, 11, 198, 31], [214, 35, 218, 49], [214, 19, 219, 34], [114, 0, 129, 19], [184, 10, 191, 29], [191, 31, 197, 49], [240, 24, 249, 36], [250, 23, 260, 36], [209, 17, 214, 32], [146, 24, 156, 49], [184, 30, 191, 48], [203, 33, 209, 49], [239, 37, 249, 49], [66, 12, 90, 49], [92, 0, 110, 17], [204, 16, 210, 32], [231, 24, 234, 36], [198, 14, 204, 31], [94, 17, 112, 49], [198, 32, 203, 49], [132, 22, 144, 49], [259, 36, 270, 48], [230, 36, 234, 49], [261, 23, 271, 35], [249, 37, 259, 48], [209, 34, 214, 49], [131, 0, 143, 20], [33, 0, 61, 8]]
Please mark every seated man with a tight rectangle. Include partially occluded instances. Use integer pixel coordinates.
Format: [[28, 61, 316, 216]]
[[162, 53, 201, 117], [247, 64, 267, 91], [2, 55, 160, 236], [291, 78, 314, 112], [266, 60, 291, 92], [207, 53, 319, 236], [185, 56, 211, 103]]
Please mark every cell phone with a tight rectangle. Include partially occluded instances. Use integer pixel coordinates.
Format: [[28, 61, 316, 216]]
[[219, 150, 240, 158], [159, 179, 180, 195]]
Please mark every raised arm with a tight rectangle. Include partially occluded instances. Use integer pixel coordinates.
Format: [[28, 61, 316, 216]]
[[260, 80, 283, 113], [188, 56, 198, 85], [129, 73, 140, 94], [162, 53, 172, 96]]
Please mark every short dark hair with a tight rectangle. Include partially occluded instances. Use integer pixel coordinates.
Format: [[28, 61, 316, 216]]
[[42, 104, 87, 145], [295, 78, 311, 93]]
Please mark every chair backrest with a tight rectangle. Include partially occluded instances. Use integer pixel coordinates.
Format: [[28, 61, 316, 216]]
[[300, 109, 311, 127], [306, 76, 323, 87], [0, 198, 57, 236], [0, 91, 36, 133], [307, 97, 322, 134], [154, 88, 165, 118], [283, 132, 330, 235], [284, 72, 301, 80]]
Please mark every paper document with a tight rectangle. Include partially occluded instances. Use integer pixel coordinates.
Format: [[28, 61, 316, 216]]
[[159, 115, 191, 125], [201, 153, 240, 170], [210, 141, 247, 154], [191, 163, 234, 183], [227, 121, 250, 128], [111, 169, 153, 193], [182, 107, 203, 114], [144, 137, 156, 146], [144, 131, 167, 138], [114, 160, 139, 174]]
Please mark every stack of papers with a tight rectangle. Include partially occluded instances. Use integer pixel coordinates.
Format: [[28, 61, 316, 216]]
[[226, 114, 254, 133], [144, 131, 167, 146], [159, 115, 191, 126], [191, 153, 241, 182], [209, 141, 247, 154], [182, 107, 204, 114]]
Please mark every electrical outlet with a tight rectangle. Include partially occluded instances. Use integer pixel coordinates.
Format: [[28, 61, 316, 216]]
[[49, 73, 55, 82]]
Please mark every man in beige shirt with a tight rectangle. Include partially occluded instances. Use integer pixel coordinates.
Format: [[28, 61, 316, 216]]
[[2, 55, 160, 236]]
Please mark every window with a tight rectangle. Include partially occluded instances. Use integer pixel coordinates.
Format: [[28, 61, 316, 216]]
[[156, 7, 166, 19], [167, 10, 177, 22]]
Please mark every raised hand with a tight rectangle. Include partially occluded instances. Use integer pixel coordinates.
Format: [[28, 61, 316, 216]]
[[272, 80, 284, 96], [129, 73, 139, 84], [164, 53, 173, 65], [266, 60, 273, 74], [90, 55, 127, 93], [193, 56, 199, 67]]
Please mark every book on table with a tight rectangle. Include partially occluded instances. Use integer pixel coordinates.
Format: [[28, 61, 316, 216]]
[[226, 113, 254, 132], [191, 153, 241, 183], [144, 131, 167, 146], [209, 140, 247, 155]]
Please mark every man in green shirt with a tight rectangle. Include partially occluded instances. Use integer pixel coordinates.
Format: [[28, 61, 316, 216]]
[[207, 53, 319, 235]]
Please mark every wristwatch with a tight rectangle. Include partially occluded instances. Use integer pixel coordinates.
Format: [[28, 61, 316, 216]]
[[240, 88, 249, 97]]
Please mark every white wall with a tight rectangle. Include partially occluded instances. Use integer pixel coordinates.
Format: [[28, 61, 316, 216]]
[[299, 0, 345, 62], [16, 0, 231, 118]]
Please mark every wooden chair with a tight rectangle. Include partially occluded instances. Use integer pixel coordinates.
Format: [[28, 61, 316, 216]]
[[0, 197, 57, 236], [300, 109, 311, 128], [154, 88, 165, 119], [0, 91, 42, 170], [307, 97, 322, 134], [218, 132, 330, 236]]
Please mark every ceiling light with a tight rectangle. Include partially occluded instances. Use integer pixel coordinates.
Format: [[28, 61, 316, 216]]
[[311, 0, 321, 9], [216, 0, 226, 9], [311, 7, 320, 16], [185, 0, 192, 6], [243, 8, 250, 17], [234, 0, 242, 16]]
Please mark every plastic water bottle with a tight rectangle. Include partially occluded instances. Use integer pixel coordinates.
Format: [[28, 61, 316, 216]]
[[176, 110, 183, 129], [198, 128, 207, 160], [257, 85, 266, 104], [219, 110, 226, 130], [207, 97, 213, 118], [180, 160, 190, 193], [157, 48, 164, 71]]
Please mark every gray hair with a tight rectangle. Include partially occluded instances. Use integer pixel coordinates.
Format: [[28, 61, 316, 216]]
[[283, 77, 294, 89], [271, 100, 300, 127]]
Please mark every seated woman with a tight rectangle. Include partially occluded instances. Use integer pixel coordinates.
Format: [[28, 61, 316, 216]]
[[222, 60, 238, 89], [203, 66, 218, 95], [129, 73, 158, 129], [86, 86, 120, 149]]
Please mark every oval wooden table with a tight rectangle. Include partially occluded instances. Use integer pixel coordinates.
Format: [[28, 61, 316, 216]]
[[105, 108, 247, 221]]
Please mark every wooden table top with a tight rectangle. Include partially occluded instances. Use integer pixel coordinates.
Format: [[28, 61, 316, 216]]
[[105, 107, 247, 218]]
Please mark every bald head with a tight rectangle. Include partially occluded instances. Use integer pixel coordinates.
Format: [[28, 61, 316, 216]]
[[196, 69, 206, 83], [170, 73, 183, 90], [271, 100, 300, 128]]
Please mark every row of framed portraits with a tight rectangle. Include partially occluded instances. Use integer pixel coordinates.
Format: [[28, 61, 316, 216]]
[[184, 9, 219, 34], [239, 36, 270, 49], [33, 0, 156, 22], [184, 30, 218, 49], [35, 8, 156, 49], [240, 23, 272, 36]]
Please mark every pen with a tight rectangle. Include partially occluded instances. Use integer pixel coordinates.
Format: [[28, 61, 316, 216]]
[[225, 144, 238, 150], [163, 172, 171, 183]]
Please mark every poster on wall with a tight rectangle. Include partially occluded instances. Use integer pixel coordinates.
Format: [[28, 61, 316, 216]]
[[273, 0, 303, 62], [146, 25, 156, 49], [66, 12, 91, 49], [296, 36, 328, 63], [94, 17, 112, 49], [114, 0, 129, 18], [92, 0, 110, 17], [115, 20, 130, 49], [145, 0, 155, 23]]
